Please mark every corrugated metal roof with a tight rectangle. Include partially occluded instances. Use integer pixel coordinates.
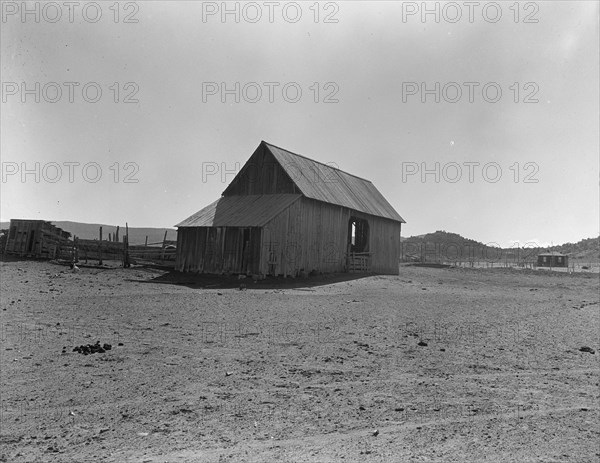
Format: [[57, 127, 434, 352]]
[[176, 194, 301, 228], [538, 251, 567, 256], [264, 142, 405, 223]]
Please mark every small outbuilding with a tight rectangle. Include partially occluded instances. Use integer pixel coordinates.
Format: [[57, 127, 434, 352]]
[[4, 219, 71, 258], [175, 141, 405, 276], [537, 251, 568, 268]]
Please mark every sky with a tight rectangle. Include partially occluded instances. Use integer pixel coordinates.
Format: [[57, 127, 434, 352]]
[[1, 0, 598, 247]]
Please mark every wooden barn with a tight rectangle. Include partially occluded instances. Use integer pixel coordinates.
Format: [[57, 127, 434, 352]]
[[4, 219, 71, 258], [175, 141, 405, 276]]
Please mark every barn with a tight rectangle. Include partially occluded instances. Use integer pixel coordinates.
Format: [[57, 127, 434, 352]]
[[175, 141, 405, 276]]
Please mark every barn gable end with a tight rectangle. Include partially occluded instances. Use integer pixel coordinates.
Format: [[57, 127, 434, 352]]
[[223, 142, 301, 196]]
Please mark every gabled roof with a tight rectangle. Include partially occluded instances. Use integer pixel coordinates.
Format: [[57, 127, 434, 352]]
[[262, 142, 405, 223], [176, 194, 301, 228]]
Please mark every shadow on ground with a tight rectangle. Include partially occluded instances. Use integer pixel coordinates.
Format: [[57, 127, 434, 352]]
[[128, 270, 375, 290]]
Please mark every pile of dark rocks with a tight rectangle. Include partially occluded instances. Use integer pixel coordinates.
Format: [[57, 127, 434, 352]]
[[71, 341, 112, 355]]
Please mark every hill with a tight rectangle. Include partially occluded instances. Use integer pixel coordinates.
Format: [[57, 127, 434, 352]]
[[0, 220, 176, 246], [400, 230, 491, 262], [401, 230, 599, 262], [551, 237, 599, 261]]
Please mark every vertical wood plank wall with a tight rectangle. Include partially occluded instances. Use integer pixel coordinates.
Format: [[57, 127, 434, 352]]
[[176, 227, 261, 274], [4, 220, 72, 258], [260, 198, 401, 276]]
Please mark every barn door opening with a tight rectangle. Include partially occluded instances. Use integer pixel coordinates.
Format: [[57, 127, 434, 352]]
[[27, 230, 36, 253], [348, 217, 369, 253], [347, 217, 370, 272]]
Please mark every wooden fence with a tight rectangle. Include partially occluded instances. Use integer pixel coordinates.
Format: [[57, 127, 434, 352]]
[[348, 252, 371, 273], [48, 225, 177, 268], [128, 242, 176, 265]]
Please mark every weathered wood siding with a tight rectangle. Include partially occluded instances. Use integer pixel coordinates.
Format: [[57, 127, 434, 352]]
[[259, 198, 344, 276], [349, 209, 402, 274], [5, 220, 71, 258], [223, 143, 301, 196], [176, 226, 261, 274], [260, 198, 401, 276]]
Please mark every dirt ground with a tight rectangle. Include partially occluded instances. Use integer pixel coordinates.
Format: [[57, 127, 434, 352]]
[[1, 258, 598, 462]]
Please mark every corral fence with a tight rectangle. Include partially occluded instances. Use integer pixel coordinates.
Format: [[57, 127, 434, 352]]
[[400, 243, 599, 274], [73, 240, 177, 268], [3, 223, 177, 269], [127, 241, 177, 266], [73, 227, 176, 268], [401, 258, 599, 274]]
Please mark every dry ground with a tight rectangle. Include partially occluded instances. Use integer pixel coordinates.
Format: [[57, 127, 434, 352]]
[[1, 259, 599, 462]]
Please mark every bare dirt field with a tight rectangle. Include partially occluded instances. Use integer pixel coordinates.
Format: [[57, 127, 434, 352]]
[[1, 258, 599, 462]]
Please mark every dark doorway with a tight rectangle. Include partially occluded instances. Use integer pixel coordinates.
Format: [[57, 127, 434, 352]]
[[27, 231, 35, 253], [348, 217, 369, 253]]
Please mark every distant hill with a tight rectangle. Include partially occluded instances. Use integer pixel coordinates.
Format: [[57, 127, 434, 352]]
[[0, 220, 176, 246], [401, 230, 491, 262], [402, 230, 486, 248], [401, 230, 599, 262], [551, 237, 599, 261]]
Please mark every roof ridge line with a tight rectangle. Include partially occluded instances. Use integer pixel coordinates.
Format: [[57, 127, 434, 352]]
[[261, 140, 374, 184]]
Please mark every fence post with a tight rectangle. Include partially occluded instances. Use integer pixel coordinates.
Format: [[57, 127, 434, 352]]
[[98, 227, 103, 265], [161, 230, 168, 261], [124, 223, 130, 268]]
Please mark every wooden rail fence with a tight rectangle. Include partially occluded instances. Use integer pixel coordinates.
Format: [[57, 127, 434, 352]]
[[50, 225, 177, 268]]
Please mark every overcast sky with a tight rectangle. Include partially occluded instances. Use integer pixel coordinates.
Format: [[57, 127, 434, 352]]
[[1, 1, 598, 247]]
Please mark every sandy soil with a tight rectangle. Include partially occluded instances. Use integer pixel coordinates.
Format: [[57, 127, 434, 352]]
[[1, 258, 598, 462]]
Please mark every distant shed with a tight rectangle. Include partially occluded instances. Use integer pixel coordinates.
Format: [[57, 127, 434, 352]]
[[537, 251, 568, 268], [175, 141, 405, 276], [4, 219, 71, 258]]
